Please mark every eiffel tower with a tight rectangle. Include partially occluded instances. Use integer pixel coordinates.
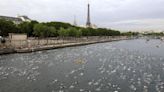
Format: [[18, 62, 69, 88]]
[[86, 3, 91, 27]]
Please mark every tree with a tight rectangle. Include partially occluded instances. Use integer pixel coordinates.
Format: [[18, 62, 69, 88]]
[[122, 32, 133, 36], [67, 27, 77, 37], [76, 29, 82, 37], [45, 22, 73, 30], [18, 21, 39, 37], [33, 24, 50, 38], [81, 28, 91, 36], [0, 19, 18, 36], [18, 22, 32, 36], [48, 27, 58, 37], [0, 19, 122, 37], [58, 28, 69, 37]]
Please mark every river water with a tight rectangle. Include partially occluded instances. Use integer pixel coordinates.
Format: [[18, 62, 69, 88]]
[[0, 39, 164, 92]]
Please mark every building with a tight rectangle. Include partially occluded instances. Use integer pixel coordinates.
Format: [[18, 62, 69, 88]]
[[8, 33, 28, 47], [17, 15, 31, 22], [85, 3, 98, 28], [91, 24, 97, 29], [0, 15, 31, 24], [86, 3, 92, 27]]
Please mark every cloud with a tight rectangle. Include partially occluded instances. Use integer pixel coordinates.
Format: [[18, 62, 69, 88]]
[[0, 0, 164, 31], [106, 19, 164, 31]]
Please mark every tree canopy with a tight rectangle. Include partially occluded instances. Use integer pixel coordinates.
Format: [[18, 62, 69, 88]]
[[0, 19, 18, 36], [0, 19, 123, 37]]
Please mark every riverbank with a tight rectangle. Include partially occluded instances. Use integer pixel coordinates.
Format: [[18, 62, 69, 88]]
[[0, 48, 15, 55], [0, 36, 130, 55]]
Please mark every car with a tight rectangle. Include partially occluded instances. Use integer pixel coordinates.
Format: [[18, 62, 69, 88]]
[[0, 36, 2, 39], [0, 36, 6, 43]]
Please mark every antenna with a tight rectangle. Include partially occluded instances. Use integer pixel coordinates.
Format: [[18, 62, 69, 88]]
[[87, 0, 90, 4], [73, 15, 77, 26]]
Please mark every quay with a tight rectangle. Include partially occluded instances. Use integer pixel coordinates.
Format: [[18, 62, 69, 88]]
[[0, 48, 15, 55], [0, 36, 129, 55]]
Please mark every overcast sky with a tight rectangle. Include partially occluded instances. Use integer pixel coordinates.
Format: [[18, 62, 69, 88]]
[[0, 0, 164, 31]]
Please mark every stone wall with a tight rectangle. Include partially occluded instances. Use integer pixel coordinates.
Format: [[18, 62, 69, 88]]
[[1, 36, 128, 48]]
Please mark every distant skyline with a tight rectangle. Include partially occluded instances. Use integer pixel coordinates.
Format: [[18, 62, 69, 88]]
[[0, 0, 164, 32]]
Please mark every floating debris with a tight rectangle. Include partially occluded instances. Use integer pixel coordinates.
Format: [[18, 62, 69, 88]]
[[74, 58, 86, 64]]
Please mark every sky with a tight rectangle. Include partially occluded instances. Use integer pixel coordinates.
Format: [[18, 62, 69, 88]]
[[0, 0, 164, 32]]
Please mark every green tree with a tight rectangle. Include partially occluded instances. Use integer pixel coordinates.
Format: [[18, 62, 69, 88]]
[[81, 28, 91, 36], [18, 22, 32, 36], [45, 22, 73, 30], [58, 28, 69, 37], [33, 24, 50, 38], [48, 27, 58, 37], [76, 29, 82, 37], [121, 32, 133, 36], [67, 27, 77, 37], [0, 19, 18, 36]]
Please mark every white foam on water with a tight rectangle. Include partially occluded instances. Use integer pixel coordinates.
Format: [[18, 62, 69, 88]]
[[73, 76, 77, 79], [69, 85, 75, 89], [130, 84, 137, 91], [79, 73, 84, 76], [79, 89, 85, 92], [88, 82, 92, 86], [58, 90, 64, 92], [70, 70, 75, 74], [93, 82, 99, 86], [95, 87, 101, 91]]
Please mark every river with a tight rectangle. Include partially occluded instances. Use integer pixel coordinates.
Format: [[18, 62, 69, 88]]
[[0, 39, 164, 92]]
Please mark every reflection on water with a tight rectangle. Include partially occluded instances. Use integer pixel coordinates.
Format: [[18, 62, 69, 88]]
[[0, 39, 164, 92]]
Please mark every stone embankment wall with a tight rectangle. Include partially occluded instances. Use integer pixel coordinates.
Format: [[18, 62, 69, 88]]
[[2, 36, 128, 48], [0, 36, 129, 54]]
